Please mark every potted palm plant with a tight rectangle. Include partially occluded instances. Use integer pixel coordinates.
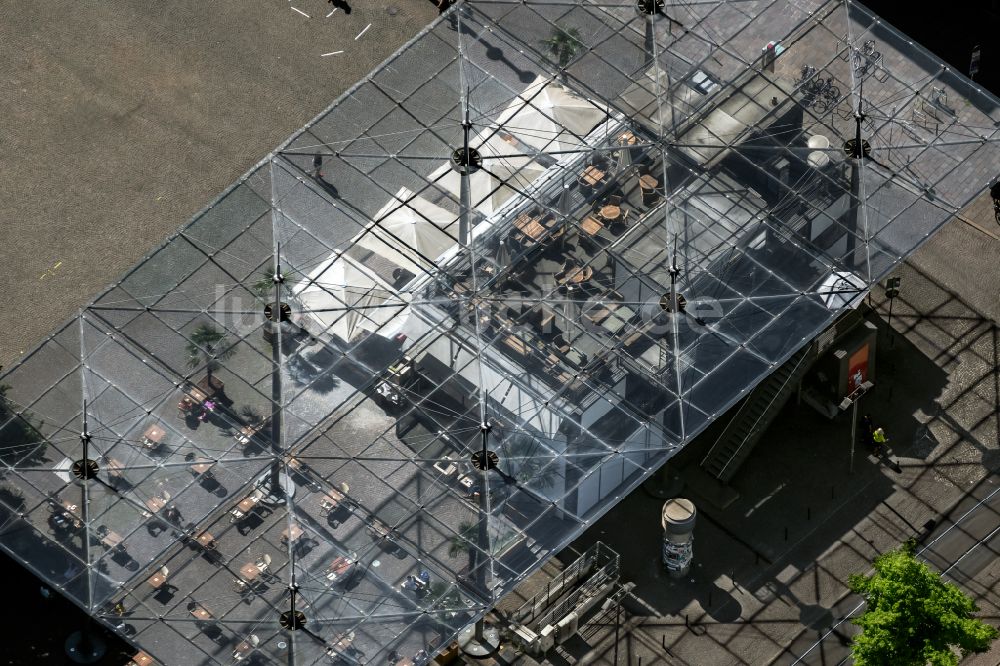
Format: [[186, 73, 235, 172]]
[[541, 25, 583, 84], [186, 323, 233, 394], [447, 521, 481, 575]]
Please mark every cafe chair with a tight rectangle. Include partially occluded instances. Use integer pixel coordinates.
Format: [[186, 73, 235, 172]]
[[233, 634, 260, 661], [255, 553, 272, 573]]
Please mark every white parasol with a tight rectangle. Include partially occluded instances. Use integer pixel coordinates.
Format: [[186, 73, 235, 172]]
[[294, 255, 407, 343], [495, 75, 607, 156], [355, 188, 459, 272]]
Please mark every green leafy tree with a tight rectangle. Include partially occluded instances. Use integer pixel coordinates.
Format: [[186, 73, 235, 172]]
[[541, 26, 583, 80], [848, 543, 998, 665], [185, 323, 233, 382]]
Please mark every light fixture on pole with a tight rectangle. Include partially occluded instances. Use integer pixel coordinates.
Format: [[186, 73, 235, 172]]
[[839, 380, 874, 473], [990, 180, 1000, 226]]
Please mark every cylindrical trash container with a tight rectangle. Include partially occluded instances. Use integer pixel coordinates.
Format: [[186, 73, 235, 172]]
[[661, 498, 696, 578]]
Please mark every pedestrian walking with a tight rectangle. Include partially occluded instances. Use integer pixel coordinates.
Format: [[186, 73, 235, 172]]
[[312, 154, 323, 180]]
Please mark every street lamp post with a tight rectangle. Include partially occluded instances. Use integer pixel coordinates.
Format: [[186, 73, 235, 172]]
[[991, 180, 1000, 226], [839, 380, 874, 473]]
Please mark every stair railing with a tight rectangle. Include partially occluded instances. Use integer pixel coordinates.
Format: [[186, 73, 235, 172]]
[[702, 347, 813, 479]]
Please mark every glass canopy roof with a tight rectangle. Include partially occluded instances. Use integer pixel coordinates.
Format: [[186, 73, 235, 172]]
[[2, 1, 998, 663]]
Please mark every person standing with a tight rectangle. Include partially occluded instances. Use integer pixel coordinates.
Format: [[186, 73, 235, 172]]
[[872, 426, 888, 456], [861, 414, 875, 449]]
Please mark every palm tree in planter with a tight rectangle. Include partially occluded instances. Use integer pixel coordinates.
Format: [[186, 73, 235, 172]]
[[251, 264, 297, 299], [448, 521, 481, 576], [185, 323, 234, 387], [541, 25, 583, 84]]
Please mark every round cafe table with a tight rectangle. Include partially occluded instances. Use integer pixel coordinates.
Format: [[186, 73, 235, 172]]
[[600, 205, 621, 221], [808, 150, 830, 169], [807, 134, 830, 149]]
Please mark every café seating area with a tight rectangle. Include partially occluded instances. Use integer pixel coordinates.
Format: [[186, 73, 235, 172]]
[[441, 129, 671, 397]]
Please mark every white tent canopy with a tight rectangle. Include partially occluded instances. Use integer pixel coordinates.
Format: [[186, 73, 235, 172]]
[[355, 187, 459, 273], [429, 159, 517, 219], [495, 75, 608, 155], [293, 254, 408, 343]]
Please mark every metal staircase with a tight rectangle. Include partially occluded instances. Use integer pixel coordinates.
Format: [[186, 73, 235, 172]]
[[699, 345, 813, 483]]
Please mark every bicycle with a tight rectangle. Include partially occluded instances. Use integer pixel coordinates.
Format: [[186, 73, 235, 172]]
[[851, 39, 882, 78], [795, 64, 818, 89], [807, 76, 841, 101]]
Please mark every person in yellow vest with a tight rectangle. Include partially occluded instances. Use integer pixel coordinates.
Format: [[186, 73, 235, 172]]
[[872, 427, 888, 455]]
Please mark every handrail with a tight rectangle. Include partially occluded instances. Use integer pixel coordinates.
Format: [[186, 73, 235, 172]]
[[701, 345, 812, 476]]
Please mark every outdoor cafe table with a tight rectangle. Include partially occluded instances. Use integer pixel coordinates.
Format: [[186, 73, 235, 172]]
[[581, 165, 604, 186], [144, 496, 168, 514], [142, 425, 166, 449], [580, 216, 603, 237], [239, 562, 262, 583], [59, 498, 81, 521], [327, 555, 356, 582], [99, 529, 124, 549], [235, 423, 263, 448], [190, 457, 213, 475], [147, 568, 168, 589], [189, 604, 213, 621], [327, 631, 355, 655], [514, 213, 546, 243], [599, 205, 621, 221], [318, 488, 345, 513], [639, 173, 658, 190], [195, 531, 216, 550], [281, 523, 304, 545], [230, 489, 264, 521], [560, 265, 593, 285], [105, 457, 125, 478], [617, 131, 637, 145], [128, 652, 154, 666]]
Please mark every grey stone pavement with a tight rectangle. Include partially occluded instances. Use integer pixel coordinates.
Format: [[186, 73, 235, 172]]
[[523, 191, 1000, 665], [0, 0, 437, 370]]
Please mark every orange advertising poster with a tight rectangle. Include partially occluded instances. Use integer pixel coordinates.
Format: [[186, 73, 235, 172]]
[[847, 343, 870, 394]]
